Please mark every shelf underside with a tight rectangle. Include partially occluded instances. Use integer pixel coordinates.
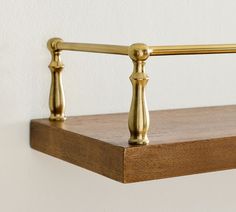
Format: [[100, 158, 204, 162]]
[[30, 105, 236, 183]]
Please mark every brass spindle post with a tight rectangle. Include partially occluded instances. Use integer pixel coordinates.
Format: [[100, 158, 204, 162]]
[[128, 44, 151, 145], [47, 38, 66, 121]]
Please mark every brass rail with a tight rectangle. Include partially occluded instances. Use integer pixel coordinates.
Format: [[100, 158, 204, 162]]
[[150, 44, 236, 56], [47, 37, 236, 145], [56, 42, 129, 55]]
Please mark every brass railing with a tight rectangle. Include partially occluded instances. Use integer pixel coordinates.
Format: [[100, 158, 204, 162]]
[[47, 37, 236, 145]]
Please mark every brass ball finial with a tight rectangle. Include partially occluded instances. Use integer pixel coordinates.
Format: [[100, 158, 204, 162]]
[[128, 43, 151, 61], [47, 37, 63, 52]]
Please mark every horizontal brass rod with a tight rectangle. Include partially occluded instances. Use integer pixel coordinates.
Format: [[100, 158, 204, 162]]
[[56, 42, 129, 55], [55, 39, 236, 57], [150, 44, 236, 56]]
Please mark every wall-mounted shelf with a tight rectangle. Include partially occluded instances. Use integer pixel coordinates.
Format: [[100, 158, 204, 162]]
[[30, 38, 236, 183], [31, 105, 236, 183]]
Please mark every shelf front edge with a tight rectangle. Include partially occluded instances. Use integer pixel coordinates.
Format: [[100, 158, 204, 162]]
[[30, 120, 125, 183]]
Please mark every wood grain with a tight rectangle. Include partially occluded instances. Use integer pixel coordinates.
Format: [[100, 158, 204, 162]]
[[30, 105, 236, 183]]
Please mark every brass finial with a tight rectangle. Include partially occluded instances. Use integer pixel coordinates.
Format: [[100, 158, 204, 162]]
[[128, 43, 151, 61]]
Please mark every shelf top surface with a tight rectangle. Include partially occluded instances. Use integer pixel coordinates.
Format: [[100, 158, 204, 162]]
[[34, 105, 236, 148]]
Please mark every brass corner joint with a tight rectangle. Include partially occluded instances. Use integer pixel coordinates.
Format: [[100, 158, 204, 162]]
[[128, 43, 151, 145], [47, 38, 66, 121]]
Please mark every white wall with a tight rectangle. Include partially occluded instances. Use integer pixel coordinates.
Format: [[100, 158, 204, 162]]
[[1, 0, 236, 211]]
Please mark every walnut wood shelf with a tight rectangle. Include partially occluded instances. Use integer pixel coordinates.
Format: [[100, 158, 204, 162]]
[[30, 105, 236, 183]]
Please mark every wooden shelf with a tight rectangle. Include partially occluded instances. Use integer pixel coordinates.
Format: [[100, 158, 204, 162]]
[[30, 105, 236, 183]]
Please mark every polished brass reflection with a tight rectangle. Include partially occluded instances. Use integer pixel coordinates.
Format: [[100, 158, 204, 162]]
[[47, 37, 236, 145], [48, 38, 66, 121]]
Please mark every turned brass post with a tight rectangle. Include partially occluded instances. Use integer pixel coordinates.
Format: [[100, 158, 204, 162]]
[[47, 38, 66, 121], [128, 43, 151, 145]]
